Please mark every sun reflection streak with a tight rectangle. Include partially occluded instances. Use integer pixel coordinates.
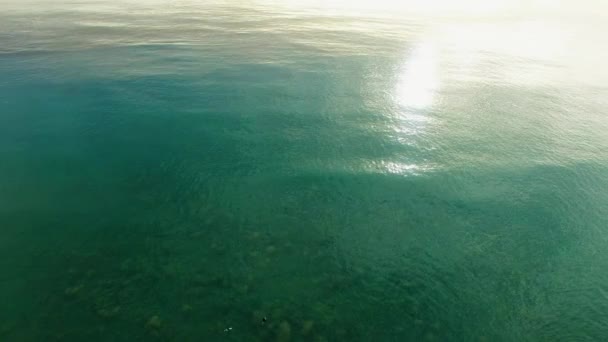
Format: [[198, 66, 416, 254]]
[[378, 161, 435, 175], [371, 42, 441, 177], [395, 42, 439, 110]]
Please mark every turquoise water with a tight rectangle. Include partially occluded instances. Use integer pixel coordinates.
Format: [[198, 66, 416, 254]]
[[1, 1, 608, 341]]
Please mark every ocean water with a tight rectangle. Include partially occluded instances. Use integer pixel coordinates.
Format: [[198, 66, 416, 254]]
[[1, 0, 608, 341]]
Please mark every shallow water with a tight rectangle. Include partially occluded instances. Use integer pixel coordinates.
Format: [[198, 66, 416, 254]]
[[1, 0, 608, 341]]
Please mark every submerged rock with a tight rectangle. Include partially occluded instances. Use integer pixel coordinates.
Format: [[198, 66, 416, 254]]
[[301, 320, 314, 336], [277, 321, 291, 342], [0, 321, 15, 336], [239, 284, 251, 294], [64, 285, 83, 296], [146, 315, 162, 330], [97, 306, 120, 318], [252, 310, 265, 323]]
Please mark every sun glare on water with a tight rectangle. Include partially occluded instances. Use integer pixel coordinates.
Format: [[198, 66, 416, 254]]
[[276, 0, 505, 12]]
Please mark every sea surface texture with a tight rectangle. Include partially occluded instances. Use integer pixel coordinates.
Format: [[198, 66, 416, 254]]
[[1, 0, 607, 340]]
